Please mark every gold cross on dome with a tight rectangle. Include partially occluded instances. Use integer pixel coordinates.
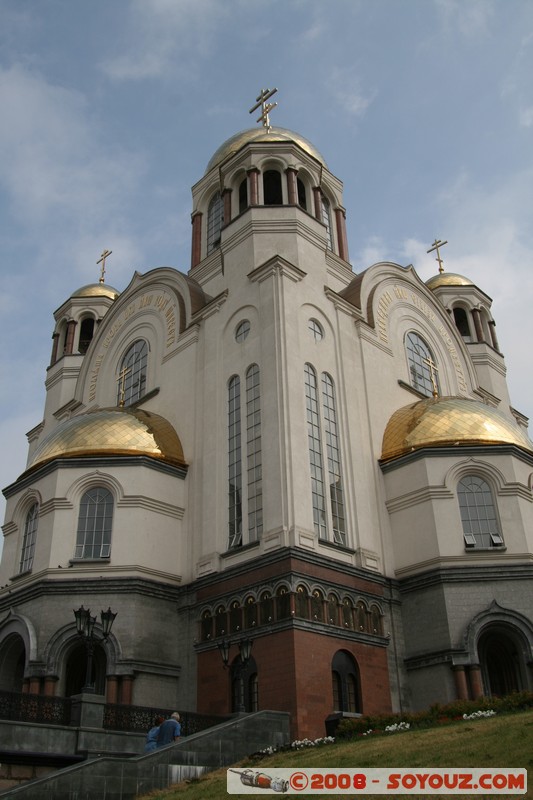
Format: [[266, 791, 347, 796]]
[[117, 365, 131, 408], [427, 239, 448, 273], [249, 87, 278, 131], [423, 355, 439, 398], [97, 249, 113, 283]]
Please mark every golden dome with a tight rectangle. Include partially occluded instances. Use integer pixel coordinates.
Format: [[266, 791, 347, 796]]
[[205, 126, 327, 173], [426, 272, 473, 290], [71, 283, 120, 300], [381, 396, 533, 462], [27, 407, 186, 471]]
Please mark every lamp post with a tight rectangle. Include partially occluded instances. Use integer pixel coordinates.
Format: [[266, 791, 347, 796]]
[[217, 637, 253, 713], [74, 605, 117, 694]]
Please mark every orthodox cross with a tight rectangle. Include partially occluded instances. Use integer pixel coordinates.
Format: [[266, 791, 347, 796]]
[[97, 249, 113, 284], [117, 365, 131, 408], [427, 239, 448, 274], [423, 356, 439, 398], [249, 87, 278, 131]]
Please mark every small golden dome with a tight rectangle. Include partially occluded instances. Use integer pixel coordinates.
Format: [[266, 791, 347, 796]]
[[381, 396, 533, 462], [426, 272, 473, 290], [205, 126, 327, 173], [71, 283, 120, 300], [27, 407, 186, 471]]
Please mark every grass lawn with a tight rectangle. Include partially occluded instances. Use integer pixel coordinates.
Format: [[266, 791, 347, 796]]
[[137, 709, 533, 799]]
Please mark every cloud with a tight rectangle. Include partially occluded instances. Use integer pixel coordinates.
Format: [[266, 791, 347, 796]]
[[327, 66, 375, 118], [101, 0, 227, 81], [434, 0, 495, 38]]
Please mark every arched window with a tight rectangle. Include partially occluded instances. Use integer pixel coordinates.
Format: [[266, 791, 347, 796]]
[[295, 585, 310, 619], [207, 191, 224, 254], [260, 592, 273, 625], [75, 487, 113, 559], [229, 600, 242, 633], [328, 594, 339, 625], [370, 604, 384, 635], [117, 339, 148, 407], [276, 587, 291, 620], [311, 589, 324, 622], [263, 170, 282, 205], [406, 332, 439, 397], [246, 365, 262, 542], [457, 475, 504, 548], [228, 365, 263, 549], [228, 375, 242, 549], [304, 365, 346, 544], [215, 605, 227, 637], [201, 610, 213, 641], [453, 307, 472, 341], [356, 601, 368, 632], [78, 318, 95, 354], [19, 503, 38, 573], [321, 195, 333, 250], [239, 178, 248, 214], [331, 651, 361, 713], [245, 596, 258, 629], [297, 178, 307, 210]]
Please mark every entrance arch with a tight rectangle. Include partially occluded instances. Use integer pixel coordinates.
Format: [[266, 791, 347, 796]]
[[64, 640, 108, 696], [0, 634, 26, 692], [478, 626, 524, 697]]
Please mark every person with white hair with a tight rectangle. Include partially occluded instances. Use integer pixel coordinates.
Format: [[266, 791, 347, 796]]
[[156, 712, 181, 747]]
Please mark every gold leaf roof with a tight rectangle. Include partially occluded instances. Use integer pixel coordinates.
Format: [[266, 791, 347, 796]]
[[205, 126, 327, 173], [27, 407, 185, 471], [71, 283, 120, 300], [425, 272, 474, 290], [381, 396, 533, 462]]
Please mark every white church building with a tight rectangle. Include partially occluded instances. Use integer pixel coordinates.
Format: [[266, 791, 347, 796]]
[[1, 94, 532, 740]]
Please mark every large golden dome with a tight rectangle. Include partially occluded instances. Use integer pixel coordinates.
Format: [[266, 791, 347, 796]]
[[381, 396, 533, 462], [27, 407, 186, 471], [71, 283, 120, 300], [205, 126, 327, 173], [426, 272, 473, 290]]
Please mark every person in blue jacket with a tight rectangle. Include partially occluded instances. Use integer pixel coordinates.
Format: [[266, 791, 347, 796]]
[[156, 712, 181, 747], [144, 715, 165, 753]]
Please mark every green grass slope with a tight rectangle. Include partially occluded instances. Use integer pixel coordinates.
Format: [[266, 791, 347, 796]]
[[137, 709, 533, 799]]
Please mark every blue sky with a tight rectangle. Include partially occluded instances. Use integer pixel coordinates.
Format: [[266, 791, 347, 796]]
[[1, 0, 533, 523]]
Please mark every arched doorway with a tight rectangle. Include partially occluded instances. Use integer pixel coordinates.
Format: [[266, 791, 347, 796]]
[[331, 650, 362, 713], [0, 634, 26, 692], [230, 655, 258, 712], [65, 640, 107, 696], [478, 627, 525, 697]]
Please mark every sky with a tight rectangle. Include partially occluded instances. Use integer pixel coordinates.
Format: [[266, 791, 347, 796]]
[[1, 0, 533, 527]]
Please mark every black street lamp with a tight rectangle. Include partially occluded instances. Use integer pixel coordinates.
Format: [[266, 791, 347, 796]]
[[217, 637, 253, 713], [74, 605, 117, 693]]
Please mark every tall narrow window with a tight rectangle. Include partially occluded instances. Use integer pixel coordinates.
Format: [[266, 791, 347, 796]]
[[406, 331, 439, 397], [321, 195, 333, 250], [78, 318, 95, 354], [75, 487, 113, 559], [305, 364, 327, 538], [239, 178, 248, 214], [453, 307, 472, 341], [263, 170, 282, 205], [322, 373, 346, 545], [297, 178, 307, 210], [117, 339, 148, 407], [228, 376, 242, 548], [19, 503, 38, 573], [457, 475, 504, 548], [305, 365, 345, 544], [246, 365, 263, 542], [207, 191, 224, 254]]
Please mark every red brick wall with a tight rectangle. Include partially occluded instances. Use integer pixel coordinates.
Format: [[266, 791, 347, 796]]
[[197, 627, 391, 741]]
